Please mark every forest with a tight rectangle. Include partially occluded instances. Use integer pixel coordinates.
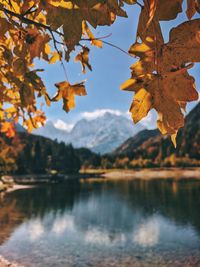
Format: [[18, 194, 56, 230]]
[[0, 133, 81, 174]]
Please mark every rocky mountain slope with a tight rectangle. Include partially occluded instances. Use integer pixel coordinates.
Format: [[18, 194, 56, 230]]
[[113, 103, 200, 163], [34, 112, 144, 154]]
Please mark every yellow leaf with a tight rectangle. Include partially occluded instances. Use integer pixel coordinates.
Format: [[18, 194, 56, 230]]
[[6, 0, 21, 13], [45, 94, 51, 107], [75, 47, 92, 73], [53, 81, 87, 112], [49, 0, 78, 9], [130, 88, 152, 123], [171, 132, 178, 148], [45, 43, 51, 55], [23, 119, 34, 133], [49, 52, 62, 64], [121, 75, 152, 92], [129, 42, 151, 57], [123, 7, 199, 138], [120, 78, 138, 91], [1, 122, 15, 138], [82, 21, 102, 48]]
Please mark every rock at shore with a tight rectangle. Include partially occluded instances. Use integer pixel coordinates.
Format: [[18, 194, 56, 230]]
[[0, 256, 23, 267]]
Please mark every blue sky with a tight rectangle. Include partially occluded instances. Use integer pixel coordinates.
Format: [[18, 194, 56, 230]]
[[36, 2, 199, 130]]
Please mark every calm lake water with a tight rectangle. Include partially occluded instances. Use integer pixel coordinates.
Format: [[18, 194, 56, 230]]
[[0, 178, 200, 267]]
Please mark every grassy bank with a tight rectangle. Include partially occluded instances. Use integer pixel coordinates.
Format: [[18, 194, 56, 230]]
[[81, 167, 200, 180]]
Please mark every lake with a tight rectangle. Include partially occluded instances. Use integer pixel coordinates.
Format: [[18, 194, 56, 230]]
[[0, 177, 200, 266]]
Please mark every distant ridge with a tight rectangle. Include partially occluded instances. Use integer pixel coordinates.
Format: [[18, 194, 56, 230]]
[[113, 129, 160, 156], [112, 103, 200, 163]]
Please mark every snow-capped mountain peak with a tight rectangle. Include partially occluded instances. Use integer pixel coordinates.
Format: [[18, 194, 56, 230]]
[[34, 112, 145, 154]]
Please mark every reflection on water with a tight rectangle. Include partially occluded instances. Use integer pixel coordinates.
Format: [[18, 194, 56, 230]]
[[0, 178, 200, 266], [133, 218, 160, 247]]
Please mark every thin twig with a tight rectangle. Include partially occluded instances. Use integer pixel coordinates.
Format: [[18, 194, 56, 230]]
[[49, 29, 69, 81], [135, 0, 143, 8], [81, 38, 134, 58], [81, 33, 112, 41]]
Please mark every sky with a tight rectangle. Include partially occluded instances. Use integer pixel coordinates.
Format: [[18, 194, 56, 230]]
[[36, 2, 200, 131]]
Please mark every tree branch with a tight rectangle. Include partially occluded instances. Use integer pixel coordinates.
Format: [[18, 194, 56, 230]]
[[0, 6, 64, 37]]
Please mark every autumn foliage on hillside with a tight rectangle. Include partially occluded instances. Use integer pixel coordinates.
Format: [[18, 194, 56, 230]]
[[0, 133, 81, 174], [0, 0, 199, 144]]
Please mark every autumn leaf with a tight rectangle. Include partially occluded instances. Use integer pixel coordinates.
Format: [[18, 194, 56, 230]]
[[52, 81, 87, 112], [20, 84, 35, 107], [1, 122, 15, 138], [49, 51, 62, 64], [156, 0, 183, 21], [82, 21, 102, 48], [75, 47, 92, 74], [130, 88, 152, 123], [25, 28, 51, 61], [122, 2, 199, 142], [23, 110, 46, 132], [13, 58, 27, 75], [63, 10, 83, 53], [186, 0, 196, 19]]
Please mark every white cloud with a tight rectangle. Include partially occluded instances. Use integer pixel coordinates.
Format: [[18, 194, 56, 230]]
[[54, 119, 74, 132], [81, 109, 126, 120]]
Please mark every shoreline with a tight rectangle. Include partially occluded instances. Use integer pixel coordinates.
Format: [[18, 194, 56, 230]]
[[0, 256, 23, 267], [102, 168, 200, 180], [1, 168, 200, 186], [6, 184, 34, 193]]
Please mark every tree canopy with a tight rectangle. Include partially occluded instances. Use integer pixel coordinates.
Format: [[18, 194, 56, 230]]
[[0, 0, 199, 146]]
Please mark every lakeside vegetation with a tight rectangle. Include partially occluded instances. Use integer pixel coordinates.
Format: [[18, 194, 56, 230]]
[[0, 131, 200, 178]]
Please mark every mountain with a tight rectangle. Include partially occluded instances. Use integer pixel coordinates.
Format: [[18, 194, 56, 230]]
[[111, 103, 200, 166], [15, 123, 27, 133], [33, 120, 67, 141], [34, 112, 145, 154], [114, 129, 160, 156]]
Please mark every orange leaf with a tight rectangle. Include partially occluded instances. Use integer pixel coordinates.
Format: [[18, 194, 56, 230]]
[[186, 0, 196, 19], [1, 122, 16, 138]]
